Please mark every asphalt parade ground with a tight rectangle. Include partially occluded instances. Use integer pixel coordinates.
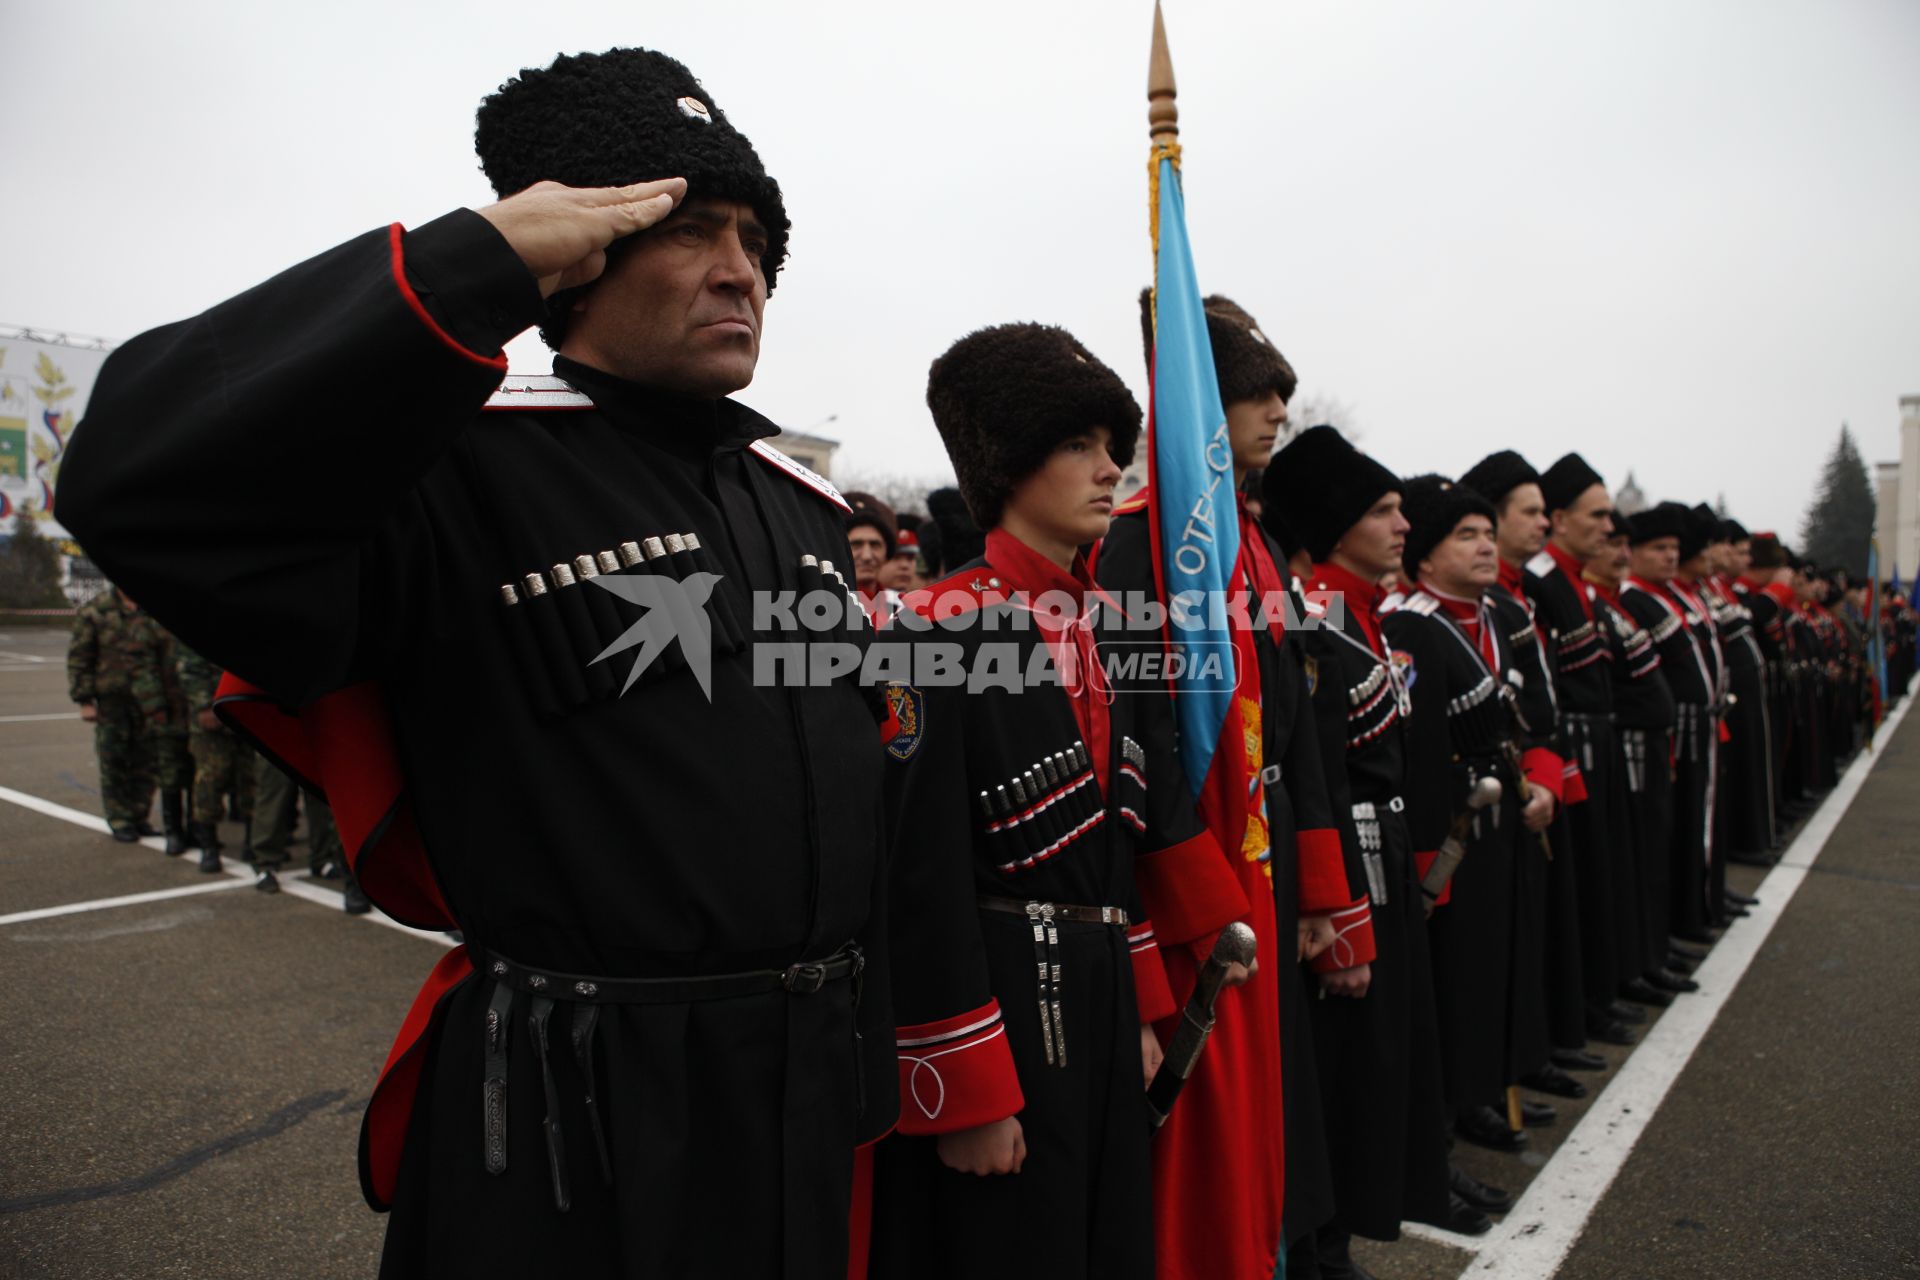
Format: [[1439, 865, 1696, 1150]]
[[2, 623, 1916, 1279]]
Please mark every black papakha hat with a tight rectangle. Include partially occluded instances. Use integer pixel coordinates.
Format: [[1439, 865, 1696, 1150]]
[[926, 324, 1142, 530], [1609, 511, 1637, 542], [1262, 507, 1305, 563], [1678, 504, 1718, 561], [1539, 453, 1606, 514], [1400, 474, 1496, 576], [1457, 450, 1540, 510], [1749, 532, 1787, 570], [475, 48, 790, 342], [1692, 504, 1730, 545], [1721, 517, 1750, 543], [1264, 425, 1403, 564], [1137, 290, 1299, 407], [1627, 501, 1687, 547]]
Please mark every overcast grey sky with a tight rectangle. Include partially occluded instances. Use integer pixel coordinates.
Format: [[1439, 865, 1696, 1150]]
[[7, 0, 1917, 539]]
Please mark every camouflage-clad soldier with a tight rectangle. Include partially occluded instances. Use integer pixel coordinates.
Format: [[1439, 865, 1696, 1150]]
[[142, 622, 196, 856], [174, 642, 255, 873], [67, 585, 159, 841]]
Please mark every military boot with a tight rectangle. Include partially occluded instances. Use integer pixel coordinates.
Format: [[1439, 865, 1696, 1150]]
[[161, 791, 187, 856], [236, 821, 256, 865], [192, 824, 223, 873]]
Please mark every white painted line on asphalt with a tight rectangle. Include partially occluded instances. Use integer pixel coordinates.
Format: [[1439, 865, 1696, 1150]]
[[0, 712, 83, 723], [0, 649, 55, 663], [1450, 693, 1914, 1279], [0, 783, 451, 947], [0, 878, 252, 926]]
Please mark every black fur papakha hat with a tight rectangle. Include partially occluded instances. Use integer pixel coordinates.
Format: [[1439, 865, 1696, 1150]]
[[1721, 517, 1750, 543], [1400, 474, 1496, 576], [1128, 291, 1297, 408], [1263, 425, 1403, 564], [1136, 290, 1298, 407], [1693, 504, 1730, 545], [1627, 501, 1687, 547], [926, 324, 1141, 530], [1749, 532, 1786, 570], [923, 486, 984, 577], [1457, 450, 1540, 509], [1680, 504, 1720, 561], [475, 48, 790, 343], [1539, 453, 1607, 514], [1262, 508, 1305, 563]]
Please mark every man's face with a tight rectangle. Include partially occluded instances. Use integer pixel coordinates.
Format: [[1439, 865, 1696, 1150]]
[[1586, 533, 1630, 587], [879, 549, 917, 592], [1420, 513, 1498, 598], [1550, 484, 1613, 560], [1727, 539, 1752, 578], [1629, 536, 1679, 583], [1001, 426, 1123, 551], [1496, 483, 1550, 563], [846, 525, 888, 592], [1332, 491, 1409, 580], [562, 198, 769, 397], [1225, 391, 1288, 475]]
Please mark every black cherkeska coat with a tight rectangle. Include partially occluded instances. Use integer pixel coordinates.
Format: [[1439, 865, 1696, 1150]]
[[1382, 586, 1527, 1118], [867, 534, 1224, 1280], [1296, 563, 1450, 1242], [1524, 548, 1625, 1014], [57, 210, 898, 1279], [1594, 587, 1677, 977]]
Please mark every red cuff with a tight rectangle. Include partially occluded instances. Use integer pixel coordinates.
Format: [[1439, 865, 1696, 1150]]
[[1563, 761, 1590, 806], [1310, 897, 1377, 973], [1718, 718, 1732, 744], [1413, 850, 1452, 907], [1134, 830, 1249, 945], [894, 1001, 1025, 1136], [388, 222, 509, 372], [1522, 747, 1564, 801], [1295, 827, 1349, 915], [1128, 922, 1177, 1024]]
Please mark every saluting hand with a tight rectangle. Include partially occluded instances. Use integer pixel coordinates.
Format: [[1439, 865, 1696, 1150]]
[[936, 1116, 1027, 1177], [477, 177, 688, 298]]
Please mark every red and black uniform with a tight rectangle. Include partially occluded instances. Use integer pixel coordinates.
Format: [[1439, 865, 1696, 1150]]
[[1492, 560, 1579, 1061], [1704, 576, 1775, 861], [1296, 561, 1450, 1242], [870, 530, 1219, 1280], [1524, 544, 1623, 1019], [1735, 575, 1791, 840], [58, 210, 898, 1278], [1381, 583, 1526, 1118], [1098, 497, 1351, 1273], [1621, 576, 1720, 940], [1591, 578, 1676, 978]]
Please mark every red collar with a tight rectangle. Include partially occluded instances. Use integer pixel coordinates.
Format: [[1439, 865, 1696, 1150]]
[[985, 528, 1100, 611], [1585, 573, 1622, 606], [1497, 558, 1526, 596], [1546, 542, 1594, 619], [1310, 559, 1386, 653]]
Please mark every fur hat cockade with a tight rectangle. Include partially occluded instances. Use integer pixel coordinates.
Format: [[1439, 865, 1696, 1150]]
[[1457, 450, 1540, 510], [1137, 290, 1298, 407], [1263, 425, 1403, 564], [1539, 453, 1607, 515], [925, 324, 1141, 530], [475, 48, 789, 345], [1401, 474, 1496, 576]]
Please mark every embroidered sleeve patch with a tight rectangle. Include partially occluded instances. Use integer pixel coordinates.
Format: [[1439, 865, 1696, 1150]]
[[884, 684, 926, 761]]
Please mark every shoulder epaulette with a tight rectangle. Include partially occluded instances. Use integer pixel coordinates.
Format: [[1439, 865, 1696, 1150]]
[[1112, 492, 1151, 517], [749, 440, 852, 512], [1379, 590, 1408, 614], [1525, 551, 1556, 578], [484, 374, 595, 411], [1401, 592, 1442, 617]]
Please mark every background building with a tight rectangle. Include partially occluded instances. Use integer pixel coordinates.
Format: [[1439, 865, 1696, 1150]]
[[1872, 396, 1920, 582]]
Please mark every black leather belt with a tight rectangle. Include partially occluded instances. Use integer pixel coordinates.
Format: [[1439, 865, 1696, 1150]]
[[977, 895, 1130, 927], [478, 945, 863, 1004], [475, 943, 863, 1212]]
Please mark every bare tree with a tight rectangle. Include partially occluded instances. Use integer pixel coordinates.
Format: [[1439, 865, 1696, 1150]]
[[1284, 390, 1362, 446], [831, 470, 955, 518]]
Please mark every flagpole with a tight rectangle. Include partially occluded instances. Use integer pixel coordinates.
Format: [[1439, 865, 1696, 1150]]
[[1148, 0, 1178, 145]]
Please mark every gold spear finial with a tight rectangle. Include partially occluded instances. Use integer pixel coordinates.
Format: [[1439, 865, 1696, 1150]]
[[1147, 0, 1178, 145]]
